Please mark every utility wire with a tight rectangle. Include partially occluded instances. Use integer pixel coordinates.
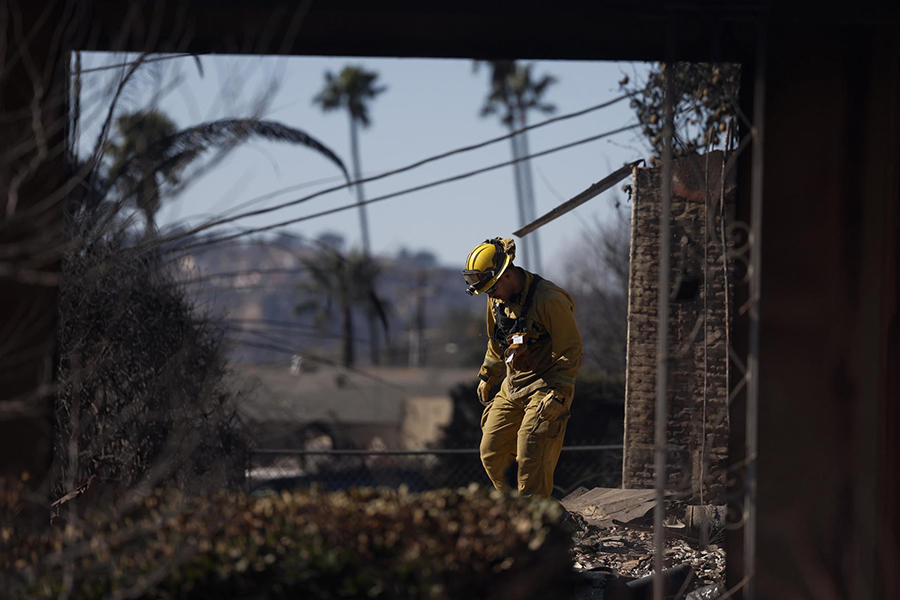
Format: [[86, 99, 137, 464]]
[[226, 324, 366, 345], [150, 93, 638, 249], [222, 320, 369, 342], [217, 174, 353, 219], [223, 336, 406, 390], [226, 327, 341, 342], [78, 53, 203, 74], [181, 267, 310, 285], [223, 317, 330, 331], [169, 172, 364, 231], [173, 122, 643, 254]]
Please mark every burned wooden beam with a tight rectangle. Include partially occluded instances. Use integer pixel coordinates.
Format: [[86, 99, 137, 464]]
[[513, 160, 642, 237]]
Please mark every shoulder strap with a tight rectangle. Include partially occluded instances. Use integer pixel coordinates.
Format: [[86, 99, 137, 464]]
[[517, 274, 543, 328], [490, 273, 543, 351]]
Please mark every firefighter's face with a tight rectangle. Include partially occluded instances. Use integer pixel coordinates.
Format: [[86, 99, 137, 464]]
[[487, 270, 515, 302]]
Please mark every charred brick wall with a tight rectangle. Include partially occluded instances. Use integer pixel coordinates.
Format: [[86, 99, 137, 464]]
[[622, 152, 735, 501]]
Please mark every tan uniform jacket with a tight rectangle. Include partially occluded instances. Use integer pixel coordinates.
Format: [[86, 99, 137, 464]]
[[477, 270, 583, 403]]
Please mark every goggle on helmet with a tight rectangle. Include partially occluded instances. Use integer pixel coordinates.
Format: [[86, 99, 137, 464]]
[[462, 238, 511, 296]]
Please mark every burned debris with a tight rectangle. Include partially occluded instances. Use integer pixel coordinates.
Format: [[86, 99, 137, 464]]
[[563, 487, 726, 599]]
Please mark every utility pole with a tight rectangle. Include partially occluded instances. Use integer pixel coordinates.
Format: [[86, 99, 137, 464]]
[[516, 121, 542, 273], [508, 123, 531, 270]]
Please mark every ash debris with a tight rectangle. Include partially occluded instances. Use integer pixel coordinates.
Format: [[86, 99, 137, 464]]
[[562, 487, 726, 598]]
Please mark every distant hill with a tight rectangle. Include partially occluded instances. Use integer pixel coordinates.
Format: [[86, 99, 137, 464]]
[[176, 235, 485, 368]]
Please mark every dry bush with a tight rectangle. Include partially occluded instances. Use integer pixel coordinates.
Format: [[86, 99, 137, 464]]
[[53, 216, 249, 499], [564, 207, 630, 382], [3, 484, 577, 600]]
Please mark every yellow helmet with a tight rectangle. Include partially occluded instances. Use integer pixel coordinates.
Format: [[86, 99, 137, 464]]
[[462, 238, 515, 295]]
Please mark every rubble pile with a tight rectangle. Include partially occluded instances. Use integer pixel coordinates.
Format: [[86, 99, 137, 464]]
[[562, 487, 727, 595], [570, 520, 726, 586]]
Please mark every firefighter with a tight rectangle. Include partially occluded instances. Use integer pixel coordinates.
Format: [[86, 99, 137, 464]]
[[462, 237, 583, 498]]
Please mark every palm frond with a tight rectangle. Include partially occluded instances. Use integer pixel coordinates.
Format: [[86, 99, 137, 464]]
[[313, 71, 344, 111], [191, 54, 204, 77], [480, 104, 498, 118], [531, 75, 557, 99], [315, 65, 386, 128], [103, 118, 350, 214], [368, 288, 390, 334], [159, 119, 350, 183], [478, 60, 557, 126]]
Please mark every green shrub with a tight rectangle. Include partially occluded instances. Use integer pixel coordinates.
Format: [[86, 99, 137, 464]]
[[3, 484, 578, 599]]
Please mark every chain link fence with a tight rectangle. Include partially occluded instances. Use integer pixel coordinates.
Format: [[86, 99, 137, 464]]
[[248, 445, 622, 499]]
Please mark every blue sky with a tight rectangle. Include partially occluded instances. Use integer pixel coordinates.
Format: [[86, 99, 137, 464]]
[[77, 53, 651, 281]]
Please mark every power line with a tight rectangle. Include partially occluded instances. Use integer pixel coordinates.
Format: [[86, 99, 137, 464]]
[[174, 122, 643, 253], [223, 317, 327, 330], [215, 174, 353, 220], [225, 324, 366, 345], [151, 93, 638, 248], [181, 267, 309, 285], [222, 337, 406, 390], [208, 284, 301, 292], [222, 319, 366, 342], [77, 53, 204, 75]]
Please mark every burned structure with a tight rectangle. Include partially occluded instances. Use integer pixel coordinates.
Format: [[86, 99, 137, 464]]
[[623, 153, 735, 502]]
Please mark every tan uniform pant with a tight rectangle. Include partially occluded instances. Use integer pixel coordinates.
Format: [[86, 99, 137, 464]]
[[479, 386, 570, 498]]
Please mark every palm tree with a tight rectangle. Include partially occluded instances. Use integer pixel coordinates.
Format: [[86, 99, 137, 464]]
[[295, 247, 389, 368], [105, 110, 178, 234], [105, 109, 349, 235], [313, 65, 387, 364], [313, 66, 387, 256], [478, 61, 556, 273]]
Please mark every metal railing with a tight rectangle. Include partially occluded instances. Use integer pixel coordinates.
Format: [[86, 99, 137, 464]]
[[248, 445, 623, 498]]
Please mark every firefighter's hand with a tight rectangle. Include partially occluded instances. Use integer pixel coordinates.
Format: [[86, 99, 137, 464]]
[[538, 392, 567, 421], [477, 380, 494, 406]]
